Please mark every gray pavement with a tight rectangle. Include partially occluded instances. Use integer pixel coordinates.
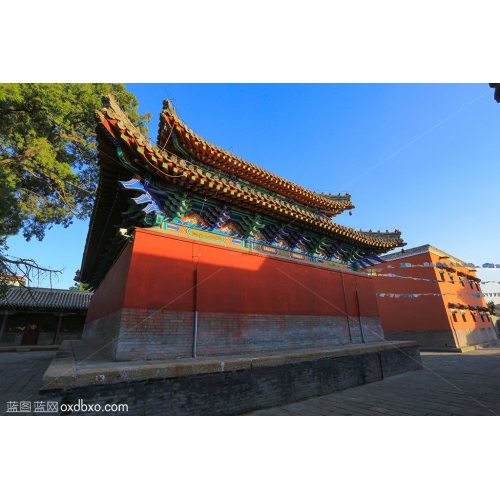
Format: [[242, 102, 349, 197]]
[[1, 346, 500, 416], [251, 346, 500, 415], [0, 351, 57, 416]]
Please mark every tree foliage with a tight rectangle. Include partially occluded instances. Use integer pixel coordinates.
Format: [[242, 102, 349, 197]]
[[69, 281, 90, 292], [0, 83, 150, 293]]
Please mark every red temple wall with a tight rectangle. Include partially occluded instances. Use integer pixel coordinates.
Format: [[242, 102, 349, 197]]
[[123, 229, 380, 317], [86, 242, 133, 323], [83, 229, 385, 360]]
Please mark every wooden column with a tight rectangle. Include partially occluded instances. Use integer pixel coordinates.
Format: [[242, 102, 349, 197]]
[[0, 312, 8, 343]]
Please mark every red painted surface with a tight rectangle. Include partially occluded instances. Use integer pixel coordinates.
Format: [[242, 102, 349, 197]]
[[371, 250, 493, 337], [87, 228, 381, 322], [85, 243, 133, 323]]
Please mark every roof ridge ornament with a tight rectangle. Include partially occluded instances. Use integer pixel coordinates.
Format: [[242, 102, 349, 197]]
[[100, 94, 148, 148], [162, 98, 179, 118]]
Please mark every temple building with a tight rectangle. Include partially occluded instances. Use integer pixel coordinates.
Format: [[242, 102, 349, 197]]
[[368, 244, 498, 351], [77, 95, 407, 361], [36, 95, 425, 415]]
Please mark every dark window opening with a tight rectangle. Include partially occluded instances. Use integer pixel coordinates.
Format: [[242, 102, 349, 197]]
[[60, 315, 86, 333]]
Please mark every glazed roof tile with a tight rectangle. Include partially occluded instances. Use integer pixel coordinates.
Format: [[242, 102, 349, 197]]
[[157, 100, 354, 215]]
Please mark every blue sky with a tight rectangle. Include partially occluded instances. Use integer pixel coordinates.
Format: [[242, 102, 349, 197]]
[[6, 83, 500, 290]]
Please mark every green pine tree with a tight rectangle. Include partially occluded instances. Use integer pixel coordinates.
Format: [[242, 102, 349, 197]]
[[0, 83, 150, 295]]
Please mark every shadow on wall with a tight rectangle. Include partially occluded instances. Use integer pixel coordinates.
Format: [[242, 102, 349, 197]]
[[127, 241, 381, 318]]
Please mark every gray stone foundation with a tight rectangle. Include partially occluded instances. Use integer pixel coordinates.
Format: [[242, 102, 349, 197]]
[[38, 339, 421, 415]]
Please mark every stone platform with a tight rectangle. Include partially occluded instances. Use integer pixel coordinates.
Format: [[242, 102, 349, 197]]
[[419, 339, 500, 353], [38, 340, 421, 415], [251, 341, 500, 415]]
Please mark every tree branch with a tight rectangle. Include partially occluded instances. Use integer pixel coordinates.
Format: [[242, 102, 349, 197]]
[[0, 253, 64, 303]]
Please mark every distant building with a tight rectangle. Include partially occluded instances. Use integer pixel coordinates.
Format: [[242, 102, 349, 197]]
[[0, 287, 93, 346], [0, 275, 26, 287], [369, 245, 497, 350]]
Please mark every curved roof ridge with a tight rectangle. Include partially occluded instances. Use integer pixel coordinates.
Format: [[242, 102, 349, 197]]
[[158, 99, 353, 214]]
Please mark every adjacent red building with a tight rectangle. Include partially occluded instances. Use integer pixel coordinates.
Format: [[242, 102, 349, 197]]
[[370, 244, 497, 350]]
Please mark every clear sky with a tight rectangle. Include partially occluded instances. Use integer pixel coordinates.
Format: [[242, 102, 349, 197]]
[[5, 83, 500, 291]]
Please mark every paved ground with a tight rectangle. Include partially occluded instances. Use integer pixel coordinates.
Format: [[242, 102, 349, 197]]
[[0, 351, 57, 416], [1, 346, 500, 416], [251, 345, 500, 415]]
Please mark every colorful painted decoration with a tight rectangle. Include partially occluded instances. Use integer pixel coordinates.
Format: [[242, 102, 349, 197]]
[[119, 178, 161, 214]]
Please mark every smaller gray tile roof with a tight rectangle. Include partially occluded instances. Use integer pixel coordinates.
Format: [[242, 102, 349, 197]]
[[0, 287, 93, 311]]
